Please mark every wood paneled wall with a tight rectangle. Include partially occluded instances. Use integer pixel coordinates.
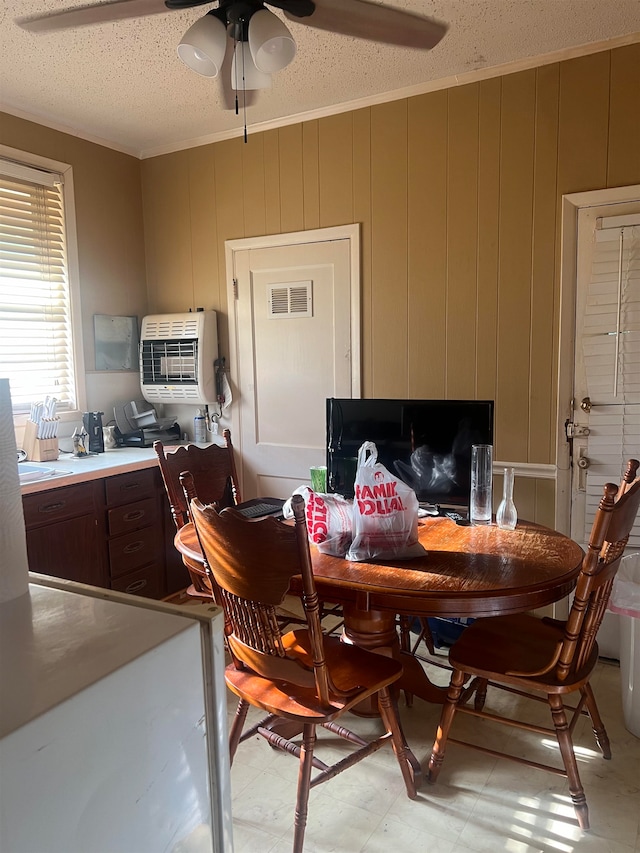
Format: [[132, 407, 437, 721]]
[[0, 113, 147, 373], [141, 45, 639, 467]]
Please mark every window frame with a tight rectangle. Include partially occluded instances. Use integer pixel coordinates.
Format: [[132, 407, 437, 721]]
[[0, 144, 86, 425]]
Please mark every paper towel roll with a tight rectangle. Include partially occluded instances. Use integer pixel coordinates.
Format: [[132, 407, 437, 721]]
[[0, 378, 30, 603]]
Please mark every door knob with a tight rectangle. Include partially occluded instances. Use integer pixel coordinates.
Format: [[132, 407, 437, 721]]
[[576, 447, 590, 492], [580, 397, 592, 413]]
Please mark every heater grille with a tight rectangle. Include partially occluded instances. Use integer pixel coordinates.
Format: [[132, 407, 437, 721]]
[[141, 339, 199, 386], [142, 316, 201, 339], [139, 311, 218, 405]]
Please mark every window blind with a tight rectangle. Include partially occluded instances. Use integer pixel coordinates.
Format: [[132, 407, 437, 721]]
[[582, 221, 640, 546], [0, 160, 77, 413]]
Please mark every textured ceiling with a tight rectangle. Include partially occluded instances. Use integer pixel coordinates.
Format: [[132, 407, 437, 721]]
[[1, 0, 639, 158]]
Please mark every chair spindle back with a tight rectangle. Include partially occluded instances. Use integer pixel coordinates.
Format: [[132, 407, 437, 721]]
[[558, 460, 640, 680], [187, 484, 332, 706], [154, 428, 240, 530]]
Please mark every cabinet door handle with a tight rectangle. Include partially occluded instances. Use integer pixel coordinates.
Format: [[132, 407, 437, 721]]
[[124, 509, 145, 522], [122, 482, 142, 492], [123, 540, 145, 554], [39, 501, 66, 514], [125, 579, 147, 593]]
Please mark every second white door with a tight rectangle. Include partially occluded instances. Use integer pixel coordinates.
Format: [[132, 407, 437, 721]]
[[570, 199, 640, 548]]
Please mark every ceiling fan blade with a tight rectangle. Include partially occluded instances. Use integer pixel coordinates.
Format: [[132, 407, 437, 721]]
[[17, 0, 209, 34], [266, 0, 314, 18], [282, 0, 448, 50]]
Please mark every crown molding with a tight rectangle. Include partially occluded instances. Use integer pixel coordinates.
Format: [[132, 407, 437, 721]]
[[2, 31, 638, 161]]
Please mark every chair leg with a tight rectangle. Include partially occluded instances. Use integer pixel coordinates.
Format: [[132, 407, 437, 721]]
[[377, 685, 420, 798], [417, 617, 436, 655], [548, 694, 589, 831], [229, 698, 250, 764], [428, 667, 466, 783], [398, 616, 437, 707], [293, 723, 316, 853], [458, 676, 488, 709], [581, 683, 611, 760], [473, 677, 488, 711], [398, 616, 415, 708]]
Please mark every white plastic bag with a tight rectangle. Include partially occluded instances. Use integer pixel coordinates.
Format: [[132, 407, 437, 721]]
[[610, 553, 640, 618], [283, 486, 353, 557], [346, 441, 427, 562]]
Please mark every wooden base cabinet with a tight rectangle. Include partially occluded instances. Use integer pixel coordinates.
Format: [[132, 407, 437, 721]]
[[22, 467, 190, 600], [22, 481, 107, 588]]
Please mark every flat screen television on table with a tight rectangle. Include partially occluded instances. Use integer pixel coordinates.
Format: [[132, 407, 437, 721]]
[[326, 398, 494, 510]]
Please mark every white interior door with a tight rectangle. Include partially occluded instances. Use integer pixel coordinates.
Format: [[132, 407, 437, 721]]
[[570, 201, 640, 548], [227, 227, 360, 500]]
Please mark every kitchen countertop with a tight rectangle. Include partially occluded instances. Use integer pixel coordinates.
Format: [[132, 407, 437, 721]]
[[0, 580, 194, 738], [19, 447, 162, 496]]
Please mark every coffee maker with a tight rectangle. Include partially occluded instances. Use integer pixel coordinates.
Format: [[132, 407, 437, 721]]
[[82, 411, 105, 453]]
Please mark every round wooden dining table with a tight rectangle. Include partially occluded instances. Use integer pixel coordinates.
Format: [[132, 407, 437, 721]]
[[175, 514, 584, 704]]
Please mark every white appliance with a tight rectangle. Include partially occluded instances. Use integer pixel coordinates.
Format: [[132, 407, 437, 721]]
[[0, 575, 233, 853], [140, 311, 218, 405]]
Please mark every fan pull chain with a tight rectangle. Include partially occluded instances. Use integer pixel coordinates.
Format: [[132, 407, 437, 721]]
[[243, 95, 248, 143], [233, 35, 239, 115], [240, 26, 248, 143]]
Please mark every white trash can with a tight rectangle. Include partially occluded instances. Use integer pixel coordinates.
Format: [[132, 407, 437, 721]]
[[610, 554, 640, 738]]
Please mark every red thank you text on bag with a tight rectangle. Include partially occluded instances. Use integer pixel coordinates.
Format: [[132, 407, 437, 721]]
[[306, 490, 330, 541], [283, 486, 353, 557]]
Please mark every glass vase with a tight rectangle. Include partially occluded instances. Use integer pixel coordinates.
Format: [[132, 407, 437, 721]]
[[496, 467, 517, 530], [470, 444, 493, 525]]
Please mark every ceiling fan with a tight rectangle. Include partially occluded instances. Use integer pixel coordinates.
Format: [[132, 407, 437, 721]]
[[18, 0, 449, 116]]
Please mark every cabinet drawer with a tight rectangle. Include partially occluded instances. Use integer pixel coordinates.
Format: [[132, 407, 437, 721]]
[[108, 526, 163, 578], [107, 497, 158, 536], [111, 564, 162, 599], [23, 482, 98, 528], [105, 468, 156, 507]]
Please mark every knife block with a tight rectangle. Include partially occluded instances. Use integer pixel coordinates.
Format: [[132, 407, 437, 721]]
[[23, 419, 59, 462]]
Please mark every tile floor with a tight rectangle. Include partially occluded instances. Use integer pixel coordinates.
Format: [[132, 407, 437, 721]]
[[226, 623, 640, 853]]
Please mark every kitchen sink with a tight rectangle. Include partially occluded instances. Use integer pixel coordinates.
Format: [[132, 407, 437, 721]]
[[18, 463, 57, 484]]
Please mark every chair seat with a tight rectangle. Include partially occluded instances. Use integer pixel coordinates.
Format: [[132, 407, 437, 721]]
[[449, 613, 599, 691], [226, 630, 404, 723]]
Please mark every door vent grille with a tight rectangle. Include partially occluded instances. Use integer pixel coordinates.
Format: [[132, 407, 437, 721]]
[[268, 281, 312, 318]]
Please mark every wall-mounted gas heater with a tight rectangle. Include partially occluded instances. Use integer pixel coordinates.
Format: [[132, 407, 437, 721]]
[[140, 311, 218, 405]]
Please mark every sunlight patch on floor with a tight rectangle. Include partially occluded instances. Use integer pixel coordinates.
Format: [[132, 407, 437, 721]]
[[504, 794, 583, 852], [540, 737, 601, 760]]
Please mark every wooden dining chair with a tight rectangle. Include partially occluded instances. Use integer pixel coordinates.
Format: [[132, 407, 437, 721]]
[[184, 477, 420, 853], [427, 459, 640, 831], [154, 430, 240, 597], [616, 456, 639, 499]]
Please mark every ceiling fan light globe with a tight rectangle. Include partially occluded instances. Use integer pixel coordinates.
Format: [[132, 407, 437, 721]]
[[248, 8, 296, 73], [177, 14, 227, 78], [231, 42, 273, 91]]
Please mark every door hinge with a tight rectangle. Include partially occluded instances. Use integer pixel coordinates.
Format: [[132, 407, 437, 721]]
[[232, 278, 238, 299], [565, 420, 590, 440]]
